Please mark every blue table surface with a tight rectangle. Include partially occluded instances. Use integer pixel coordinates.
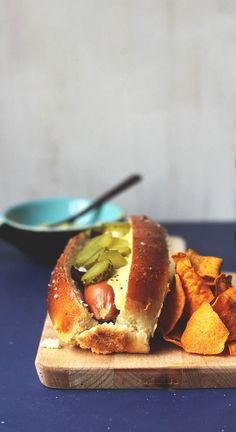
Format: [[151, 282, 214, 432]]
[[1, 223, 236, 432]]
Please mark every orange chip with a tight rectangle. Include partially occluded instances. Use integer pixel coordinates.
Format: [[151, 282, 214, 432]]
[[212, 287, 236, 340], [227, 341, 236, 356], [172, 253, 214, 319], [181, 302, 229, 355], [159, 274, 185, 335], [162, 322, 185, 348], [186, 248, 223, 284], [163, 334, 182, 348], [214, 273, 232, 297]]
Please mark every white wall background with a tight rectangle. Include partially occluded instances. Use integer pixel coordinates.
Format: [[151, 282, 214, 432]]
[[1, 0, 236, 221]]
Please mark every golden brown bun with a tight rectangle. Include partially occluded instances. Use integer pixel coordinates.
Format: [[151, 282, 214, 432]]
[[48, 216, 169, 353], [48, 232, 97, 343]]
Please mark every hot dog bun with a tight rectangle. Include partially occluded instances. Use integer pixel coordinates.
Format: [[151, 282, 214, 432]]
[[48, 216, 169, 354]]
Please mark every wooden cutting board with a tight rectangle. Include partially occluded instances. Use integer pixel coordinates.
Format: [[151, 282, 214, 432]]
[[35, 236, 236, 389]]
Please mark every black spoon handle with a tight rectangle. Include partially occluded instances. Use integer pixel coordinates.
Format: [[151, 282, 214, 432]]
[[49, 174, 142, 227]]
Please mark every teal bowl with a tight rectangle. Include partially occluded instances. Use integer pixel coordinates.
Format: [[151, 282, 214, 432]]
[[0, 197, 125, 264]]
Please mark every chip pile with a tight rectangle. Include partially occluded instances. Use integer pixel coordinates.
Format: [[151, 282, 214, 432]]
[[159, 249, 236, 355]]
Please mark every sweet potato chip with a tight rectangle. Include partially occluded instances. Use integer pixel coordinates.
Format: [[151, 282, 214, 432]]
[[163, 334, 182, 348], [227, 341, 236, 356], [181, 302, 229, 355], [172, 253, 214, 319], [159, 274, 185, 335], [214, 273, 232, 297], [186, 248, 223, 284], [162, 322, 185, 348], [212, 287, 236, 340]]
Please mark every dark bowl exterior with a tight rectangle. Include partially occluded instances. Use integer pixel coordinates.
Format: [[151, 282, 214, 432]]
[[0, 223, 83, 264]]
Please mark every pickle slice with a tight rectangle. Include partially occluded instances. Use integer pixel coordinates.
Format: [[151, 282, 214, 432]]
[[81, 259, 114, 285], [98, 250, 127, 269], [110, 238, 131, 256], [115, 245, 131, 256], [75, 233, 112, 267], [84, 248, 106, 269], [102, 222, 130, 235]]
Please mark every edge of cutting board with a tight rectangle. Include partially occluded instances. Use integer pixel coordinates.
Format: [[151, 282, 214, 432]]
[[35, 235, 236, 389], [35, 312, 236, 389]]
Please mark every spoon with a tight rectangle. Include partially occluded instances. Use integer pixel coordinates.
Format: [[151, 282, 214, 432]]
[[48, 174, 142, 228]]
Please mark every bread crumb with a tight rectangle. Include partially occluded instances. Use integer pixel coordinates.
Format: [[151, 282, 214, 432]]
[[40, 338, 61, 349]]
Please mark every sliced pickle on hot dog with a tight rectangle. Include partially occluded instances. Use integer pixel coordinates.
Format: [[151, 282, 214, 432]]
[[116, 246, 131, 256], [75, 233, 113, 267], [102, 222, 130, 235], [81, 259, 114, 285], [109, 237, 131, 256], [83, 248, 107, 269], [98, 250, 127, 269]]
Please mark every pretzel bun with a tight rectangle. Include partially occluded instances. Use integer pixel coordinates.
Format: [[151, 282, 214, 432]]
[[48, 216, 169, 354]]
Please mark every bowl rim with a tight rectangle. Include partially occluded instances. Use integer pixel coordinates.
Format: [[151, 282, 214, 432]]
[[1, 197, 125, 232]]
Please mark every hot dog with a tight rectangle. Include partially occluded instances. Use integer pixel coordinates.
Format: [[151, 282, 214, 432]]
[[48, 216, 169, 354]]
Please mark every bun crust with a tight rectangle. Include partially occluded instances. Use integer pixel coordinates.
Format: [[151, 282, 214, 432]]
[[48, 232, 96, 343], [48, 216, 169, 353], [117, 217, 169, 337]]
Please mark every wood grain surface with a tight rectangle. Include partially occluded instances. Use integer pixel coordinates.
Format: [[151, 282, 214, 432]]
[[35, 311, 236, 389], [35, 238, 236, 389]]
